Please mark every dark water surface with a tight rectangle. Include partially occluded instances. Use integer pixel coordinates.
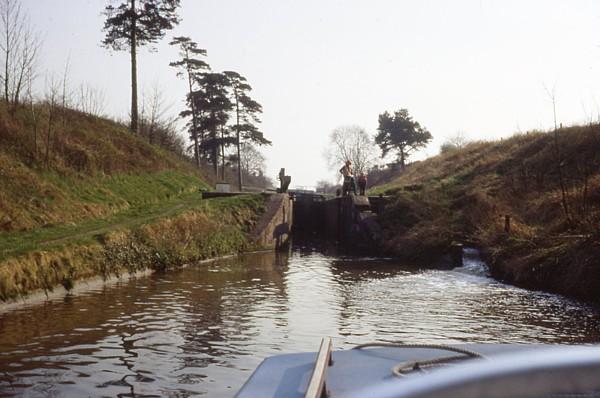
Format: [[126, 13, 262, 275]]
[[1, 246, 600, 397]]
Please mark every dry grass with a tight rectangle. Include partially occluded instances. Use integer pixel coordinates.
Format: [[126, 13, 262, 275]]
[[0, 100, 271, 301], [0, 101, 208, 232], [374, 124, 600, 295], [0, 195, 266, 301]]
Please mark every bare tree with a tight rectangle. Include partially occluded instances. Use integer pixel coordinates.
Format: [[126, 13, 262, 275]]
[[26, 66, 37, 159], [44, 74, 60, 168], [440, 131, 469, 153], [140, 84, 171, 144], [544, 82, 571, 225], [543, 83, 558, 130], [60, 56, 72, 128], [76, 83, 107, 116], [11, 21, 39, 110], [0, 0, 20, 104], [239, 142, 266, 176], [0, 0, 40, 112], [154, 115, 185, 156], [138, 84, 185, 154], [325, 125, 378, 179]]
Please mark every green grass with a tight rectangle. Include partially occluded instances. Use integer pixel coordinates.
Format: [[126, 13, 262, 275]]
[[0, 193, 263, 261], [0, 167, 208, 231], [0, 101, 272, 300], [0, 193, 268, 301], [0, 100, 211, 232], [0, 192, 200, 260]]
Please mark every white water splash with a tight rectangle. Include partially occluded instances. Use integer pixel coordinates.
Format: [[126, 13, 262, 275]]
[[454, 247, 490, 277]]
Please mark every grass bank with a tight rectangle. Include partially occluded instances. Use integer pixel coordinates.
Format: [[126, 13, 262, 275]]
[[0, 101, 270, 301], [371, 124, 600, 302], [0, 194, 266, 301]]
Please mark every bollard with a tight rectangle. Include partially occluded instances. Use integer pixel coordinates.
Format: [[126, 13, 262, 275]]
[[278, 168, 291, 193], [451, 242, 463, 267]]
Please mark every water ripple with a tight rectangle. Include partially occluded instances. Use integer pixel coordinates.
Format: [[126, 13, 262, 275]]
[[0, 248, 599, 396]]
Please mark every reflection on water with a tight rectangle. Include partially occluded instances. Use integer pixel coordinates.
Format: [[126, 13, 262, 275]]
[[1, 245, 599, 397]]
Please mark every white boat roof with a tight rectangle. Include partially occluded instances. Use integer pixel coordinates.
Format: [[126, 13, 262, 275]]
[[236, 344, 552, 398]]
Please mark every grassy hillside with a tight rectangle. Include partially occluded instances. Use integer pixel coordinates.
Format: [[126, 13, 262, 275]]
[[372, 124, 600, 301], [0, 102, 270, 301], [0, 102, 209, 232]]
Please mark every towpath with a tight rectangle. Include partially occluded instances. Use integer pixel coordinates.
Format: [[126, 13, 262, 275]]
[[0, 192, 207, 261]]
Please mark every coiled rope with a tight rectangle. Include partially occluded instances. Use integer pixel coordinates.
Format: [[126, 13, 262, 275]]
[[353, 342, 486, 378]]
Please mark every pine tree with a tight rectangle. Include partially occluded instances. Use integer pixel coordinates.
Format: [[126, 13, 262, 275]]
[[102, 0, 181, 133], [223, 71, 270, 191], [192, 72, 232, 178], [375, 109, 432, 167], [169, 36, 209, 168]]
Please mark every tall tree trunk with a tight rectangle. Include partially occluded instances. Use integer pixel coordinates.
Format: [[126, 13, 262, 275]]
[[235, 93, 242, 191], [12, 69, 23, 111], [45, 105, 54, 168], [31, 100, 37, 161], [236, 129, 241, 191], [148, 121, 154, 144], [186, 64, 200, 168], [194, 138, 199, 168], [553, 128, 571, 225], [129, 0, 138, 133], [220, 125, 226, 181], [61, 57, 70, 129], [400, 147, 405, 168], [3, 1, 10, 105], [212, 125, 218, 178]]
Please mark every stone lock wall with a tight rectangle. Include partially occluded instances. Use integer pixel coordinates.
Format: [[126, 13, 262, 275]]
[[251, 194, 293, 250]]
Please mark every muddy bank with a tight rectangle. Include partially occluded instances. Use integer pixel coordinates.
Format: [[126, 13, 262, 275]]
[[378, 192, 600, 303], [483, 236, 600, 303]]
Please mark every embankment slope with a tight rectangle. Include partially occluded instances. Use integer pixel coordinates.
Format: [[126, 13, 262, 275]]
[[0, 103, 266, 301], [372, 124, 600, 302]]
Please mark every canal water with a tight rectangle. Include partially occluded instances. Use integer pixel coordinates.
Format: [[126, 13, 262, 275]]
[[1, 244, 600, 397]]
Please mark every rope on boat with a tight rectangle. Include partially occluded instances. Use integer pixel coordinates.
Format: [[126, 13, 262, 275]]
[[353, 342, 486, 378]]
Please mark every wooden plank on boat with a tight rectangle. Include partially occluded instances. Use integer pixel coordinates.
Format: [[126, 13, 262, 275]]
[[304, 337, 333, 398]]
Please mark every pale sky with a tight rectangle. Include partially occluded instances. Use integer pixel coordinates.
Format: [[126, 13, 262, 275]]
[[22, 0, 600, 187]]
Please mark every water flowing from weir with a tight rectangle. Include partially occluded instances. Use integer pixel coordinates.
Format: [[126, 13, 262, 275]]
[[1, 244, 599, 397]]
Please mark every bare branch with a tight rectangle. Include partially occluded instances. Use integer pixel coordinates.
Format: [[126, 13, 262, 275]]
[[76, 83, 107, 117], [0, 0, 40, 111], [325, 125, 378, 180]]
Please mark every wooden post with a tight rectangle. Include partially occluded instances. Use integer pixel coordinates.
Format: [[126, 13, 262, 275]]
[[451, 243, 463, 267]]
